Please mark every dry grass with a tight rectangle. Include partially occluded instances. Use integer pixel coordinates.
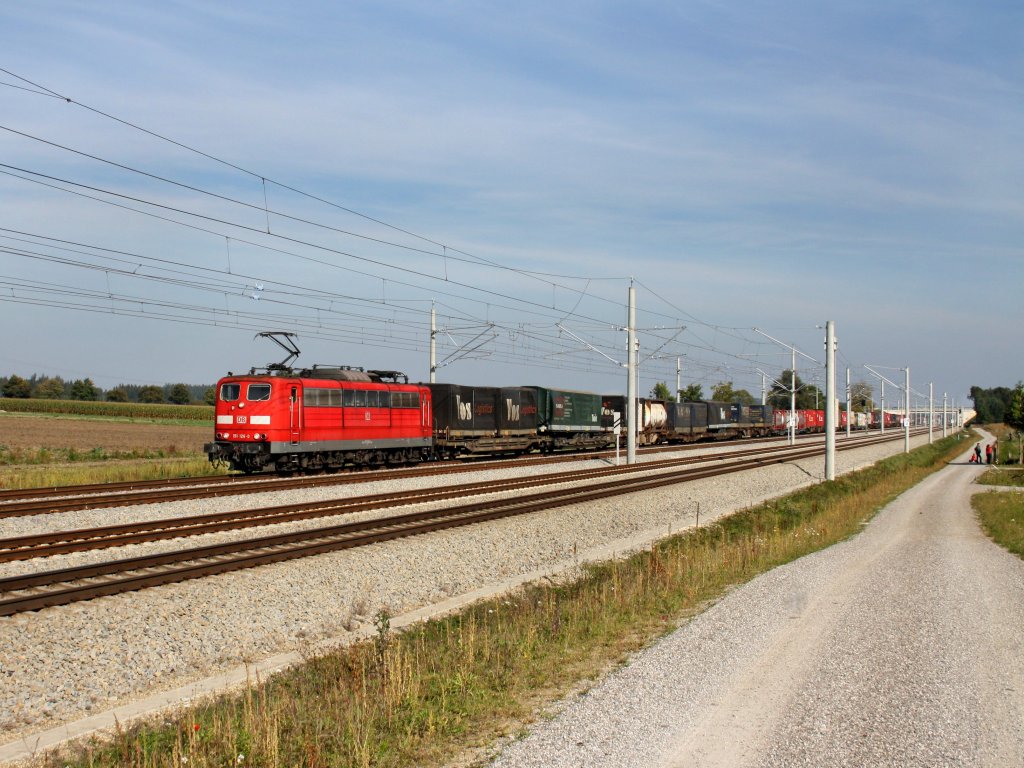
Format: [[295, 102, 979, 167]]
[[33, 432, 968, 768], [0, 458, 225, 489]]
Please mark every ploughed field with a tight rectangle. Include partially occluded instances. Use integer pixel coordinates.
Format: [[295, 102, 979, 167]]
[[0, 413, 209, 454]]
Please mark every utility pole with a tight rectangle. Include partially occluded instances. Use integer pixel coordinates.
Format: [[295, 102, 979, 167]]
[[676, 357, 681, 402], [904, 367, 910, 454], [761, 372, 767, 406], [626, 284, 637, 465], [753, 328, 816, 447], [429, 303, 437, 384], [845, 366, 851, 438], [790, 347, 796, 445], [929, 382, 934, 444], [942, 392, 948, 438], [825, 321, 836, 481], [880, 380, 885, 434]]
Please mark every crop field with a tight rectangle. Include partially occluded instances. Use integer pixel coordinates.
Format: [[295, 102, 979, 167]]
[[0, 412, 217, 488], [0, 413, 208, 452]]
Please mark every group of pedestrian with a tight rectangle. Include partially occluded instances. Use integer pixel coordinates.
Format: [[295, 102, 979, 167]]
[[971, 442, 999, 464]]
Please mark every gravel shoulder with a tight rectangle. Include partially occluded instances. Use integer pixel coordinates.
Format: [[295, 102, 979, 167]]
[[0, 433, 940, 763], [487, 431, 1024, 768]]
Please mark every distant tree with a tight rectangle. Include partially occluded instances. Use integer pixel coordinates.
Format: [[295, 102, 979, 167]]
[[138, 385, 164, 404], [969, 385, 1013, 424], [711, 381, 755, 404], [33, 376, 65, 400], [204, 387, 216, 406], [803, 383, 825, 410], [106, 387, 129, 402], [650, 381, 676, 402], [119, 384, 144, 402], [768, 370, 801, 409], [849, 381, 874, 412], [1007, 382, 1024, 465], [768, 370, 822, 410], [168, 383, 192, 405], [69, 378, 99, 401], [2, 374, 31, 398], [679, 383, 704, 402]]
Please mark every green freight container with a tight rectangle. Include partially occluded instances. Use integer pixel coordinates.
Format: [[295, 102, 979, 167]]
[[531, 387, 604, 432]]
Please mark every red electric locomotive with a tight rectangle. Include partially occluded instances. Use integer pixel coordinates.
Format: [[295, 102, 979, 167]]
[[204, 333, 432, 474]]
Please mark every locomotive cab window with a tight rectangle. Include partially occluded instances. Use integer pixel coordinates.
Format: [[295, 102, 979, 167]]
[[247, 384, 271, 401], [220, 383, 241, 402]]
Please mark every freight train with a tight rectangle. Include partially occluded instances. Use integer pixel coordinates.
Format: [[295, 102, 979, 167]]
[[203, 334, 882, 474]]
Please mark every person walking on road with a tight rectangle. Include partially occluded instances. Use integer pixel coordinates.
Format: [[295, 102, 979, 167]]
[[974, 443, 983, 464], [986, 443, 993, 464]]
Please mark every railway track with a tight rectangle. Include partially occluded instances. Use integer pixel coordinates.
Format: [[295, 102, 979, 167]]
[[0, 448, 657, 517], [0, 441, 805, 562], [0, 430, 918, 616], [0, 429, 916, 518]]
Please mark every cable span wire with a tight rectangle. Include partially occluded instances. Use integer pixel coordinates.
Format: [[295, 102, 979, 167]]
[[2, 67, 837, 388], [0, 167, 627, 329], [0, 70, 627, 288], [0, 123, 626, 287]]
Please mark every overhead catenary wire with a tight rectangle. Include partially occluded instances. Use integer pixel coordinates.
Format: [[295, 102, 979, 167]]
[[0, 71, 627, 287], [0, 166, 629, 330], [1, 66, 836, 391]]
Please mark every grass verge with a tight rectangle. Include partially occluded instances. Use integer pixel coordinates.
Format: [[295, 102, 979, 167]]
[[33, 432, 968, 768], [0, 457, 225, 489], [973, 490, 1024, 559]]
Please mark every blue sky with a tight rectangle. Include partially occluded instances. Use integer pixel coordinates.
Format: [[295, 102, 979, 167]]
[[1, 1, 1020, 408]]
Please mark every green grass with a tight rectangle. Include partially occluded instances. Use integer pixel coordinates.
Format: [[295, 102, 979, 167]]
[[979, 468, 1024, 487], [974, 491, 1024, 559], [35, 432, 967, 768]]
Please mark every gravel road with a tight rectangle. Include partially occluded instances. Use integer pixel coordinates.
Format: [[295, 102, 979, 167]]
[[487, 432, 1024, 768]]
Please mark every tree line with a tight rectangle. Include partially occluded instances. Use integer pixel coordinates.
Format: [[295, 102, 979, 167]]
[[970, 382, 1024, 433], [0, 374, 215, 406], [651, 371, 875, 411]]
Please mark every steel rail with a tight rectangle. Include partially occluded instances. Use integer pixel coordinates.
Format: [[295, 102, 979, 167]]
[[0, 432, 912, 562], [0, 431, 916, 616], [0, 429, 915, 518], [0, 442, 798, 561]]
